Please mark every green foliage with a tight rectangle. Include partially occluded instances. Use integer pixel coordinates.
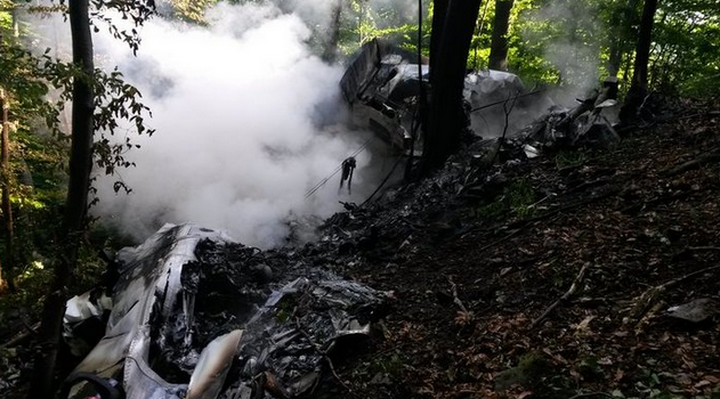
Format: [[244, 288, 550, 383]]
[[0, 236, 106, 319], [463, 0, 720, 96], [338, 0, 432, 57], [140, 0, 720, 98], [497, 352, 556, 389], [0, 0, 155, 296], [555, 150, 588, 169], [369, 351, 404, 377], [166, 0, 217, 24], [0, 44, 61, 133], [475, 178, 537, 219], [649, 1, 720, 96]]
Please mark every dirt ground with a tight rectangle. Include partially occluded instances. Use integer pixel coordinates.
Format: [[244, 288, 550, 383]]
[[2, 99, 720, 399], [325, 99, 720, 399]]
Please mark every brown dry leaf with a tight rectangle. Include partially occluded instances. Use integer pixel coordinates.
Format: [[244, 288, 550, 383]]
[[614, 369, 625, 382], [455, 311, 475, 326], [660, 332, 670, 342], [598, 357, 613, 366], [542, 348, 569, 365], [488, 321, 502, 333], [517, 391, 533, 399], [573, 315, 595, 333], [694, 380, 712, 389], [677, 374, 693, 386], [682, 356, 697, 370], [418, 385, 434, 395], [703, 375, 720, 384], [519, 247, 534, 256]]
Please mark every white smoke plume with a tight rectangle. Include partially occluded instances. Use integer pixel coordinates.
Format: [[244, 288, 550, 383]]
[[522, 0, 603, 104], [86, 2, 386, 247]]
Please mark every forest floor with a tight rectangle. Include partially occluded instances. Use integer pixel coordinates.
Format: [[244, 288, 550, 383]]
[[2, 99, 720, 399], [323, 99, 720, 399]]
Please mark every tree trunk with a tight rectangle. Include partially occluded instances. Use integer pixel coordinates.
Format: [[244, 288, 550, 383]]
[[472, 0, 492, 70], [429, 0, 448, 81], [607, 0, 642, 77], [0, 88, 14, 292], [419, 0, 448, 171], [322, 0, 343, 62], [423, 0, 481, 172], [488, 0, 513, 71], [28, 0, 95, 395], [620, 0, 659, 124]]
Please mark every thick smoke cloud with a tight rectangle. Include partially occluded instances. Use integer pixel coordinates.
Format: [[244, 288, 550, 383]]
[[91, 2, 381, 247], [523, 0, 603, 103]]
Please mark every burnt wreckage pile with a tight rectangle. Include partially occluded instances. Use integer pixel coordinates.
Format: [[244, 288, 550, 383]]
[[340, 38, 622, 161], [57, 40, 639, 399], [61, 225, 389, 399]]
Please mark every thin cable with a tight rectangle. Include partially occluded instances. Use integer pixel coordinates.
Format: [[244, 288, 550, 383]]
[[304, 138, 371, 196], [304, 137, 373, 199], [470, 89, 544, 113], [361, 155, 404, 207]]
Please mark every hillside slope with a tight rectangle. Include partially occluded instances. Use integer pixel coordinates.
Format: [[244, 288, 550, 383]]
[[326, 98, 720, 399]]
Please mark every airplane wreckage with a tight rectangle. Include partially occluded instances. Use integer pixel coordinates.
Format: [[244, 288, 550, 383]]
[[61, 224, 389, 399], [55, 39, 625, 399], [340, 38, 620, 156]]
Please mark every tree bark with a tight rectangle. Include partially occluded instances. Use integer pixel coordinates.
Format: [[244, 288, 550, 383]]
[[620, 0, 659, 124], [607, 0, 641, 77], [0, 88, 13, 292], [488, 0, 514, 71], [419, 0, 448, 172], [423, 0, 481, 172], [429, 0, 448, 81], [28, 0, 95, 395], [322, 0, 343, 62]]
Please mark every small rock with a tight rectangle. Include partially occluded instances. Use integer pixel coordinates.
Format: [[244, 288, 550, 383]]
[[252, 264, 273, 283], [667, 298, 719, 323], [369, 373, 392, 385]]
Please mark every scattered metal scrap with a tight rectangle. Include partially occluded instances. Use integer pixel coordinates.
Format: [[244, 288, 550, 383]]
[[521, 77, 621, 153], [339, 38, 538, 155], [667, 298, 719, 323], [61, 224, 389, 399], [340, 38, 428, 152]]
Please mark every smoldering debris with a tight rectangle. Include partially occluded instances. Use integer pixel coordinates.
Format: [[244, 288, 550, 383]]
[[61, 224, 389, 399], [58, 58, 643, 399]]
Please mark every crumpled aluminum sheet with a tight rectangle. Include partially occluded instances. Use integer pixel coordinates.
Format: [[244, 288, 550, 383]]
[[220, 274, 387, 399], [64, 224, 388, 399], [66, 224, 233, 399]]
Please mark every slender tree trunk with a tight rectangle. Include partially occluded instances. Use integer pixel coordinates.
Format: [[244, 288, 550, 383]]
[[322, 0, 343, 62], [488, 0, 514, 71], [28, 0, 95, 395], [608, 43, 622, 78], [607, 10, 623, 77], [620, 0, 659, 124], [408, 0, 426, 179], [472, 0, 492, 69], [423, 0, 482, 172], [0, 88, 14, 292], [607, 0, 641, 77], [11, 7, 19, 38]]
